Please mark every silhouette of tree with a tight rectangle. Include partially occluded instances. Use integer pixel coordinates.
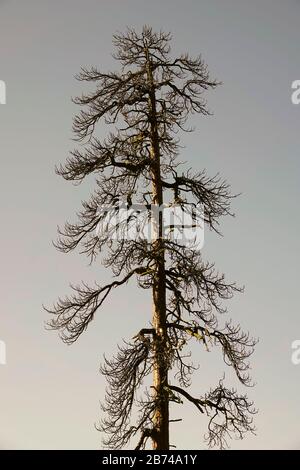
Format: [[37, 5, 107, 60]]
[[45, 26, 257, 450]]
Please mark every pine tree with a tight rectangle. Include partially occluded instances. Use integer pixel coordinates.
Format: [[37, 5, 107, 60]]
[[46, 26, 257, 450]]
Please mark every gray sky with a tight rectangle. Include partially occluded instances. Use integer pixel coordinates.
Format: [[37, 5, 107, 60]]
[[0, 0, 300, 449]]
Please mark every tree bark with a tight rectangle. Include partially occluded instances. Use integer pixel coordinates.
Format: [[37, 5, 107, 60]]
[[146, 49, 169, 450]]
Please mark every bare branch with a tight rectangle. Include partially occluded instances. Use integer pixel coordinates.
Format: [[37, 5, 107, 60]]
[[45, 269, 141, 344]]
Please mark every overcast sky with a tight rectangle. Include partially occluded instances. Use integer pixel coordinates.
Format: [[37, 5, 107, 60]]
[[0, 0, 300, 449]]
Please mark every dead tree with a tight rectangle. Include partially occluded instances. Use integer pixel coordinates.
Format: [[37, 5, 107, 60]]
[[45, 26, 257, 450]]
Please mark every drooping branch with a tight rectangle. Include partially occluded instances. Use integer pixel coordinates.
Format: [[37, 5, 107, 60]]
[[56, 133, 151, 183], [99, 340, 154, 449], [203, 381, 257, 448], [54, 176, 144, 261], [169, 381, 256, 449], [45, 268, 142, 344], [162, 170, 236, 233], [166, 321, 257, 386], [165, 245, 242, 315]]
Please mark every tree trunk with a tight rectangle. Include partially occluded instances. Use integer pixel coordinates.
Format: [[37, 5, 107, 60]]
[[146, 50, 170, 450]]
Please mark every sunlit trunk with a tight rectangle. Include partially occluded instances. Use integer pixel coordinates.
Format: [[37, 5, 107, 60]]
[[146, 49, 170, 450]]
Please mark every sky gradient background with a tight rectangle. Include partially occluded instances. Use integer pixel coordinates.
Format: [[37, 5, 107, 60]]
[[0, 0, 300, 449]]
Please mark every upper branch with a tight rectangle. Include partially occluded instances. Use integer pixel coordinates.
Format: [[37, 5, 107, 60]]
[[162, 169, 236, 233]]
